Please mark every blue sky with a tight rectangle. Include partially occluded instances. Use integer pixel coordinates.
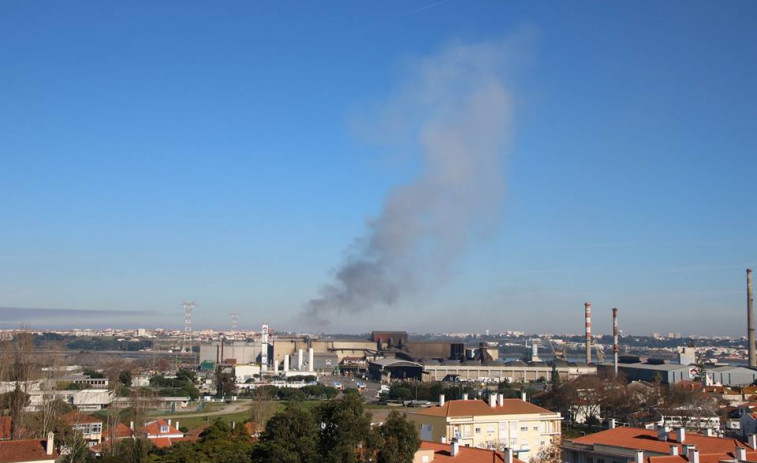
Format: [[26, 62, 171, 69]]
[[1, 1, 755, 336]]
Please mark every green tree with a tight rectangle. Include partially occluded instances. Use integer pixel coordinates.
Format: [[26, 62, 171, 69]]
[[276, 387, 306, 401], [148, 419, 253, 463], [215, 367, 235, 398], [176, 368, 197, 384], [116, 437, 153, 463], [315, 393, 376, 463], [375, 411, 420, 463], [83, 367, 105, 379], [119, 370, 132, 386], [255, 404, 319, 463], [389, 386, 412, 401]]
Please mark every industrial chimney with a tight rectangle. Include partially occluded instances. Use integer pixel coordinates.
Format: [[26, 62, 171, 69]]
[[612, 308, 619, 375], [585, 302, 592, 364], [749, 269, 755, 367]]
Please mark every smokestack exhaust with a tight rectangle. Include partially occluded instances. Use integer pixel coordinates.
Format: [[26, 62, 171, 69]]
[[613, 307, 619, 375], [301, 37, 519, 327], [749, 269, 755, 367], [585, 302, 592, 364]]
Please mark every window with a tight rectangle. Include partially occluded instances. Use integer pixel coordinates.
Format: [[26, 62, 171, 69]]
[[533, 426, 538, 431], [587, 458, 593, 463], [475, 427, 481, 434], [160, 426, 169, 433], [521, 426, 528, 431]]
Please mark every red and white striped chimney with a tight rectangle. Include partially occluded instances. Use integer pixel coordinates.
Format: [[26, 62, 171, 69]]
[[585, 302, 592, 364], [613, 308, 619, 375]]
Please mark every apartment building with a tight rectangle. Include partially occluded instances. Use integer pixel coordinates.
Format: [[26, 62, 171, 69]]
[[407, 394, 561, 461], [414, 440, 528, 463], [562, 426, 748, 463]]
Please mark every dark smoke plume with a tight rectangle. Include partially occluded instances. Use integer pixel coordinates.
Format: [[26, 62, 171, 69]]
[[305, 36, 524, 325]]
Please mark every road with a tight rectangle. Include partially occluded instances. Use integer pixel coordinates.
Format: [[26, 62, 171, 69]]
[[153, 399, 250, 419]]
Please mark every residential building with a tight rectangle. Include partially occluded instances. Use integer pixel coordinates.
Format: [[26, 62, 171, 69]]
[[62, 411, 102, 446], [130, 375, 150, 388], [737, 403, 757, 438], [139, 419, 187, 448], [414, 440, 528, 463], [87, 422, 134, 458], [0, 433, 58, 463], [562, 426, 748, 463], [407, 395, 561, 461]]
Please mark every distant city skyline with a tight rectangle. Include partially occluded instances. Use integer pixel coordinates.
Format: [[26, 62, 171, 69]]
[[1, 1, 755, 337]]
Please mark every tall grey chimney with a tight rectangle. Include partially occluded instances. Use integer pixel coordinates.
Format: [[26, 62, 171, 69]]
[[749, 269, 755, 367]]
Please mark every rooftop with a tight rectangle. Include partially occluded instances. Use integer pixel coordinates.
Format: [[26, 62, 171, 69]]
[[0, 438, 58, 463], [62, 411, 102, 425], [411, 399, 556, 418], [646, 449, 757, 463], [418, 441, 527, 463], [568, 427, 747, 455], [141, 419, 183, 437]]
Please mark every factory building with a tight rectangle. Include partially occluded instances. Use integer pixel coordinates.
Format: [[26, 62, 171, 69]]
[[422, 362, 595, 383], [597, 358, 757, 386], [199, 341, 263, 365]]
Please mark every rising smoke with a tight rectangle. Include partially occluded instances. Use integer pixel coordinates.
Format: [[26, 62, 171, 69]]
[[305, 36, 525, 325]]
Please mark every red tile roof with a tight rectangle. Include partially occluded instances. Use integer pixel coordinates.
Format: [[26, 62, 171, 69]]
[[569, 427, 747, 455], [141, 419, 183, 437], [674, 381, 704, 392], [412, 399, 556, 418], [647, 450, 757, 463], [0, 438, 59, 462], [149, 437, 194, 448], [103, 423, 133, 440], [419, 441, 528, 463], [0, 417, 10, 440], [62, 411, 101, 425]]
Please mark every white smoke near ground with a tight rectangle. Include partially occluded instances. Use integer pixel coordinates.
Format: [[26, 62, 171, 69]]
[[304, 35, 527, 326]]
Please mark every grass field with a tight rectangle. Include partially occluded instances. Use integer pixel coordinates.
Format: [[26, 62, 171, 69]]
[[174, 410, 253, 431]]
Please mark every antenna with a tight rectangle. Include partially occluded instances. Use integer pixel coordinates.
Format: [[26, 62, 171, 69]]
[[230, 312, 239, 331]]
